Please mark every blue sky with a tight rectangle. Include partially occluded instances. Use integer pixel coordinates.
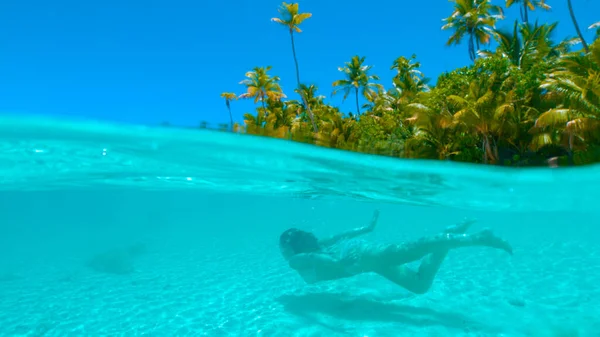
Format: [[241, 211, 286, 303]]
[[0, 0, 598, 128]]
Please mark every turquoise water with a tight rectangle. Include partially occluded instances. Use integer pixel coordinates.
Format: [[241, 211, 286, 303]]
[[0, 114, 599, 336]]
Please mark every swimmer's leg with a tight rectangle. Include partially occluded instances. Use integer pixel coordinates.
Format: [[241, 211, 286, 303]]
[[373, 228, 512, 266], [375, 218, 475, 294], [378, 229, 511, 264]]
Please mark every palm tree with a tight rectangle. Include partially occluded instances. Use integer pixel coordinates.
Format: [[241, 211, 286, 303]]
[[479, 20, 573, 70], [390, 54, 430, 97], [239, 66, 286, 114], [505, 0, 550, 24], [566, 0, 589, 53], [405, 105, 462, 160], [295, 84, 325, 109], [479, 21, 524, 66], [220, 92, 237, 132], [447, 72, 507, 163], [534, 39, 600, 152], [243, 110, 267, 135], [442, 0, 505, 61], [519, 21, 575, 60], [271, 2, 318, 132], [332, 56, 382, 115], [542, 39, 600, 115], [361, 87, 395, 116], [264, 98, 297, 131], [293, 83, 326, 123]]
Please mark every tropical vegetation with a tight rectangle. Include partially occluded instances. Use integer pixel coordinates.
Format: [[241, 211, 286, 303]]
[[217, 1, 599, 167]]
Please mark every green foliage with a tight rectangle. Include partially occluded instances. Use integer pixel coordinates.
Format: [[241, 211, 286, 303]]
[[225, 1, 600, 167]]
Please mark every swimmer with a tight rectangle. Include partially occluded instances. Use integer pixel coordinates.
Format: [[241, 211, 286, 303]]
[[279, 210, 512, 294]]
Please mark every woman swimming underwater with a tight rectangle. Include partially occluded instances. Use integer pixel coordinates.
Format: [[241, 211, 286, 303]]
[[279, 210, 512, 294]]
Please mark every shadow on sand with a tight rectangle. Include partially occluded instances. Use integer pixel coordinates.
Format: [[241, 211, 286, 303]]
[[86, 243, 148, 275], [276, 292, 499, 334]]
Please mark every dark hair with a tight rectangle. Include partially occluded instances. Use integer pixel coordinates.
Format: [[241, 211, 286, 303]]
[[279, 228, 320, 255]]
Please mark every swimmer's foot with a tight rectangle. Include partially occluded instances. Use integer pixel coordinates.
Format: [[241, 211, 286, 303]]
[[473, 228, 513, 255], [445, 217, 476, 234]]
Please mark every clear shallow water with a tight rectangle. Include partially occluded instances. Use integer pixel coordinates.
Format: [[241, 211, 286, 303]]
[[0, 114, 599, 336]]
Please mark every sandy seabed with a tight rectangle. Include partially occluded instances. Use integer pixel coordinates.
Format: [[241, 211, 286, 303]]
[[1, 234, 599, 337]]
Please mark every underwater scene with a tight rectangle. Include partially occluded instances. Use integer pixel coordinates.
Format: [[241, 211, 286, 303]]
[[2, 0, 600, 335], [0, 115, 598, 337]]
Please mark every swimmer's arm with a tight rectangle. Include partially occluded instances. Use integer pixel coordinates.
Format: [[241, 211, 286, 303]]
[[288, 252, 338, 271], [318, 209, 379, 247]]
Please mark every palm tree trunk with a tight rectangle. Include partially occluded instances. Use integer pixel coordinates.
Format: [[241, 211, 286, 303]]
[[290, 30, 302, 87], [491, 135, 499, 163], [469, 33, 476, 61], [482, 138, 487, 163], [519, 5, 524, 23], [568, 132, 574, 152], [226, 100, 234, 132], [355, 87, 360, 115], [289, 30, 318, 132], [483, 134, 497, 164], [567, 0, 589, 53]]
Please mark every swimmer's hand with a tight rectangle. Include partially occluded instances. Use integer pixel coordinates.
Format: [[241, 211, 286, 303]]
[[367, 209, 380, 232]]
